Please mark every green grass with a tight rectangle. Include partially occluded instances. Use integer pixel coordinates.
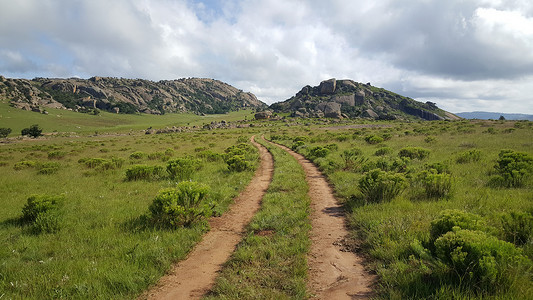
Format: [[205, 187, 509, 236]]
[[0, 100, 256, 136], [206, 138, 311, 299], [0, 129, 258, 299], [267, 119, 533, 299]]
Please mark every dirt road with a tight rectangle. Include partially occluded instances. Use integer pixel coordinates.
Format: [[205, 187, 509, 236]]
[[271, 141, 375, 299], [141, 136, 274, 300]]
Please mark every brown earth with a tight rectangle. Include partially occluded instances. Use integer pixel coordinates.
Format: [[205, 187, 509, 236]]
[[140, 136, 274, 300], [270, 141, 375, 299]]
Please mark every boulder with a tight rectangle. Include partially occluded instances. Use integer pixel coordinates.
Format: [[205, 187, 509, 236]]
[[332, 94, 355, 106], [355, 90, 366, 105], [324, 102, 342, 118], [319, 78, 336, 94], [254, 111, 272, 120], [362, 109, 379, 119]]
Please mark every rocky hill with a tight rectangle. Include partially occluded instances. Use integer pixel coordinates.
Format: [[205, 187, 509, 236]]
[[270, 78, 459, 121], [0, 76, 267, 115]]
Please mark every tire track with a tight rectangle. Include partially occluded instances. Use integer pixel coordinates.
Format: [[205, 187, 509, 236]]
[[141, 136, 274, 300], [269, 140, 375, 299]]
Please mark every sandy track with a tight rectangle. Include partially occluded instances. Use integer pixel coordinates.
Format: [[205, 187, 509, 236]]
[[270, 142, 375, 299], [141, 136, 274, 300]]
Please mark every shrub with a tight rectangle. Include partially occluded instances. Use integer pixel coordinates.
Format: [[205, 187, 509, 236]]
[[425, 162, 450, 174], [325, 143, 339, 151], [500, 211, 533, 245], [456, 149, 482, 164], [37, 162, 60, 175], [364, 134, 384, 144], [424, 136, 437, 143], [47, 150, 67, 159], [434, 229, 530, 292], [489, 150, 533, 188], [398, 147, 430, 160], [224, 143, 254, 157], [21, 194, 64, 234], [167, 157, 202, 180], [308, 146, 330, 159], [129, 151, 146, 159], [13, 160, 38, 170], [359, 169, 407, 203], [148, 181, 212, 228], [226, 155, 252, 172], [291, 140, 306, 151], [375, 147, 393, 156], [382, 133, 392, 141], [21, 124, 42, 138], [125, 165, 165, 181], [197, 150, 223, 162], [0, 127, 11, 138], [417, 170, 453, 198], [429, 209, 486, 243], [340, 148, 363, 170]]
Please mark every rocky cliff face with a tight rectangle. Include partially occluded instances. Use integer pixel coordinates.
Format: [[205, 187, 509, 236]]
[[270, 78, 460, 121], [0, 76, 267, 114]]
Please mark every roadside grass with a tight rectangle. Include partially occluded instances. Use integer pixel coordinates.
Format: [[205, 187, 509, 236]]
[[0, 129, 258, 299], [268, 119, 533, 299], [205, 137, 311, 299], [0, 100, 255, 136]]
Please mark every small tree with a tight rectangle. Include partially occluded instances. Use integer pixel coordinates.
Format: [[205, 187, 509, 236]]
[[21, 124, 42, 138], [0, 127, 11, 138]]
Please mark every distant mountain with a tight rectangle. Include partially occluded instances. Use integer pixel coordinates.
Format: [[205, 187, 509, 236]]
[[0, 76, 267, 115], [456, 111, 533, 121], [270, 78, 460, 121]]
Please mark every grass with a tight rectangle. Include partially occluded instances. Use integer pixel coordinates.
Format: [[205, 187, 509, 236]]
[[206, 138, 311, 299], [0, 100, 256, 136], [267, 119, 533, 299], [0, 129, 258, 299]]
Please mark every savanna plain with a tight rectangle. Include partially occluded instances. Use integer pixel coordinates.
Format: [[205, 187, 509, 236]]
[[1, 102, 533, 299]]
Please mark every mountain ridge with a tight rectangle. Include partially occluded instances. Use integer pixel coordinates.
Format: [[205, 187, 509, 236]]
[[0, 76, 267, 115], [270, 78, 460, 121], [456, 111, 533, 121]]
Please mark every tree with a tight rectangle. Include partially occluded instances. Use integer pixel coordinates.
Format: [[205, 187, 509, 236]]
[[499, 115, 506, 120], [21, 124, 43, 138], [0, 127, 11, 138]]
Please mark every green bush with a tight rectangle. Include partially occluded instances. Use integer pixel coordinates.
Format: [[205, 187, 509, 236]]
[[500, 211, 533, 245], [79, 157, 124, 170], [489, 150, 533, 188], [21, 194, 64, 234], [37, 162, 60, 175], [364, 134, 384, 145], [434, 229, 530, 292], [291, 140, 306, 151], [21, 124, 42, 138], [359, 169, 407, 203], [308, 146, 330, 159], [224, 143, 254, 157], [226, 155, 252, 172], [0, 127, 12, 138], [340, 148, 363, 170], [417, 170, 453, 198], [47, 150, 67, 159], [375, 147, 393, 156], [196, 150, 223, 162], [148, 181, 212, 228], [424, 136, 437, 143], [429, 209, 486, 243], [325, 143, 339, 151], [398, 147, 430, 160], [456, 149, 482, 164], [125, 165, 165, 181], [425, 162, 450, 174], [129, 151, 146, 159], [13, 160, 38, 170], [166, 157, 202, 180]]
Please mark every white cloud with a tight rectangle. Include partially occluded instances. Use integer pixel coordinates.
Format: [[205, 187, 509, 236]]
[[0, 0, 532, 113]]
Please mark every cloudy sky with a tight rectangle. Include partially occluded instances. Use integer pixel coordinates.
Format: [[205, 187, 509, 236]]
[[1, 0, 533, 113]]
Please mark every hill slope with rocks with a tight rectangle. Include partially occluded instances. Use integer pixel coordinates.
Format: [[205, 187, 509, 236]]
[[270, 78, 459, 121], [0, 76, 267, 115]]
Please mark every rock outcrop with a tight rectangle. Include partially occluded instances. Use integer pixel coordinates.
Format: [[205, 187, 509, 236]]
[[0, 76, 267, 115], [270, 78, 458, 121]]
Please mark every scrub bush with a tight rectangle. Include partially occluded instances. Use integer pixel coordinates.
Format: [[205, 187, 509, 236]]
[[148, 181, 212, 228], [359, 169, 407, 203], [226, 154, 252, 172], [374, 146, 393, 156], [125, 165, 165, 181], [429, 209, 486, 243], [500, 211, 533, 245], [417, 169, 453, 198], [398, 147, 430, 160], [489, 150, 533, 188], [340, 147, 363, 170], [308, 146, 330, 159], [364, 134, 384, 145], [21, 194, 64, 234], [456, 149, 482, 164], [166, 157, 202, 180]]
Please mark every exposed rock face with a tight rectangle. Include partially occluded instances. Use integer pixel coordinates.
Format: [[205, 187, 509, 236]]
[[319, 78, 336, 94], [0, 76, 267, 115], [270, 78, 458, 121]]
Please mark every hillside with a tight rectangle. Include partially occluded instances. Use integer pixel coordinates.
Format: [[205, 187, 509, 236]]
[[0, 76, 267, 115], [270, 78, 459, 120], [456, 111, 533, 121]]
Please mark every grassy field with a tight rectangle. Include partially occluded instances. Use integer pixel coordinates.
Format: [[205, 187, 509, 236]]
[[269, 119, 533, 299], [1, 106, 533, 299], [0, 100, 256, 136], [0, 126, 259, 299]]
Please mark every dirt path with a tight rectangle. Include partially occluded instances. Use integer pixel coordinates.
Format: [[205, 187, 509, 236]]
[[270, 141, 375, 299], [141, 136, 274, 300]]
